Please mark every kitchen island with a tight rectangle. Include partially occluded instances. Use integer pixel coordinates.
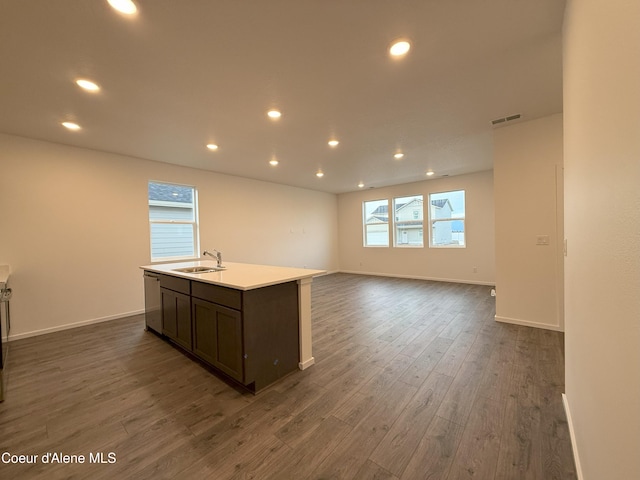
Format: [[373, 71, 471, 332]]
[[140, 260, 325, 392]]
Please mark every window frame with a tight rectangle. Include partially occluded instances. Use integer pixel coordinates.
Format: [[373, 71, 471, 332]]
[[392, 194, 424, 248], [428, 189, 466, 248], [148, 181, 200, 262], [362, 198, 390, 247]]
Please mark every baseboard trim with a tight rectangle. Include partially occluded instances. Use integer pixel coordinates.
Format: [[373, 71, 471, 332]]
[[562, 393, 584, 480], [494, 315, 564, 332], [338, 270, 495, 286], [8, 309, 145, 341], [299, 357, 315, 370], [318, 269, 340, 276]]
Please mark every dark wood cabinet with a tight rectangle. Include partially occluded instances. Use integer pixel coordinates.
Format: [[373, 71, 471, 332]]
[[192, 298, 243, 381], [161, 288, 192, 351], [153, 272, 300, 393], [192, 280, 300, 392], [159, 274, 192, 351], [242, 282, 300, 391]]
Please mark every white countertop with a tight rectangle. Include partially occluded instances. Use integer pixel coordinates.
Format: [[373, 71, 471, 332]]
[[0, 265, 10, 289], [140, 260, 325, 291]]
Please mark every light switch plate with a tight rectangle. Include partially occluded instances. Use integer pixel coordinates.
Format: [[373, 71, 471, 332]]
[[536, 235, 550, 245]]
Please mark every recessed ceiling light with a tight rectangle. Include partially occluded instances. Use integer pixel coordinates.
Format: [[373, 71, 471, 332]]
[[389, 39, 411, 57], [269, 158, 279, 166], [328, 139, 339, 147], [107, 0, 137, 15], [206, 144, 219, 151], [358, 182, 365, 188], [394, 152, 404, 159], [426, 171, 435, 176], [316, 171, 324, 178], [61, 121, 81, 131], [75, 79, 100, 92], [267, 109, 282, 119]]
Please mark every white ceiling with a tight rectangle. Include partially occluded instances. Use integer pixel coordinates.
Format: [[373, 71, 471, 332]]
[[0, 0, 565, 194]]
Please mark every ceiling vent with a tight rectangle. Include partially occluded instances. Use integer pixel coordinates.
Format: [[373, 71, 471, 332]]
[[491, 113, 522, 127]]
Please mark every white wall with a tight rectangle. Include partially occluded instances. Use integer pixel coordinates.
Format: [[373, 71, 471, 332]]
[[337, 171, 495, 285], [493, 114, 564, 330], [0, 133, 339, 339], [563, 1, 640, 479]]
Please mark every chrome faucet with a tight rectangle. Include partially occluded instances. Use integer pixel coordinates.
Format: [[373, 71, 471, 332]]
[[203, 249, 223, 268]]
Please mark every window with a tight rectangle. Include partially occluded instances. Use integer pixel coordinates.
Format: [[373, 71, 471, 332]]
[[429, 190, 465, 247], [148, 181, 199, 261], [363, 199, 389, 246], [393, 195, 423, 247]]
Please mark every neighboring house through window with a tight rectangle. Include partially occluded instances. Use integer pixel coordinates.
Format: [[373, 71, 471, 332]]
[[429, 190, 465, 247], [148, 181, 199, 261], [393, 195, 423, 247], [363, 196, 424, 247], [363, 199, 390, 246]]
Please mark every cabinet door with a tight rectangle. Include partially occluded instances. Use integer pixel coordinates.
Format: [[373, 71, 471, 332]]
[[161, 288, 192, 351], [192, 298, 243, 382]]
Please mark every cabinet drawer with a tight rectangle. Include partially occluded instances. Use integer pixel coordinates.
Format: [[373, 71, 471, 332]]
[[192, 281, 242, 310], [158, 274, 190, 295]]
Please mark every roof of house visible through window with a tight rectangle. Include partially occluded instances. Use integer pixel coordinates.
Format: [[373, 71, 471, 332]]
[[431, 199, 451, 209], [148, 182, 193, 203]]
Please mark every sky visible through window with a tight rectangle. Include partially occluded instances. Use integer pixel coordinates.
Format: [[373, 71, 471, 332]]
[[431, 190, 465, 217]]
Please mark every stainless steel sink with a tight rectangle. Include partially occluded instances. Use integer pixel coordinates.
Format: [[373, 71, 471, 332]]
[[172, 266, 224, 274]]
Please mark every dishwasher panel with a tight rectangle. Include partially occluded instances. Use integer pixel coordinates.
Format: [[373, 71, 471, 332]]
[[144, 272, 162, 334]]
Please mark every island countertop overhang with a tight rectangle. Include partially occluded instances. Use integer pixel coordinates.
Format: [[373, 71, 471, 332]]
[[139, 260, 326, 291]]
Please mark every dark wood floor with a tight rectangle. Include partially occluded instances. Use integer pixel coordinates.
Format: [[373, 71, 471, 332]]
[[0, 273, 576, 479]]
